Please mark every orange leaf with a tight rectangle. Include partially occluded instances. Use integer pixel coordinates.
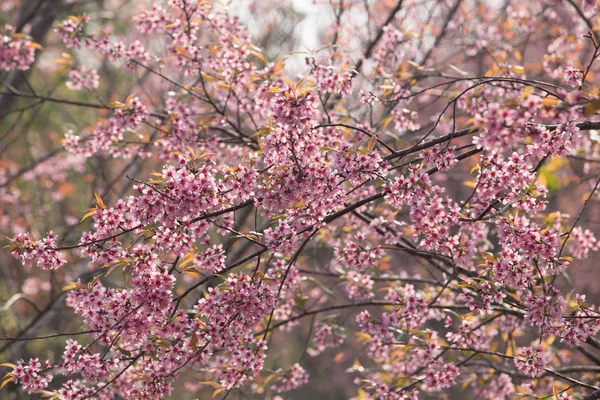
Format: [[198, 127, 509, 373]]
[[80, 208, 97, 222], [94, 192, 106, 209], [27, 42, 43, 50], [1, 376, 14, 389]]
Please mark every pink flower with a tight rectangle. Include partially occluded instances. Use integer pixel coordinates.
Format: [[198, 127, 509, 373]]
[[563, 67, 584, 87], [271, 364, 309, 393], [55, 15, 90, 48], [9, 231, 67, 270], [0, 24, 38, 71], [514, 343, 551, 377], [11, 358, 53, 393], [66, 66, 100, 90]]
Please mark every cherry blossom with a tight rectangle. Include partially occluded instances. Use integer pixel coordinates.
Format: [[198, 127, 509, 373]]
[[2, 0, 600, 399]]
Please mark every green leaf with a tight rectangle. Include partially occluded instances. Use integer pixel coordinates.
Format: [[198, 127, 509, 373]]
[[538, 165, 561, 192]]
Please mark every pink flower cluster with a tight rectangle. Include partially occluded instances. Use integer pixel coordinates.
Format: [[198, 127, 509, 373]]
[[560, 294, 600, 346], [564, 67, 583, 87], [569, 226, 600, 259], [194, 244, 226, 274], [421, 145, 458, 171], [308, 323, 346, 356], [9, 231, 67, 270], [271, 363, 309, 393], [524, 288, 566, 332], [336, 241, 385, 271], [422, 361, 460, 391], [66, 66, 100, 90], [64, 95, 149, 158], [460, 280, 506, 315], [5, 1, 600, 398], [308, 59, 354, 96], [12, 358, 53, 394], [333, 140, 383, 184], [513, 343, 550, 377], [385, 284, 429, 329], [0, 25, 38, 71], [344, 270, 375, 300], [194, 274, 278, 389], [55, 15, 90, 49]]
